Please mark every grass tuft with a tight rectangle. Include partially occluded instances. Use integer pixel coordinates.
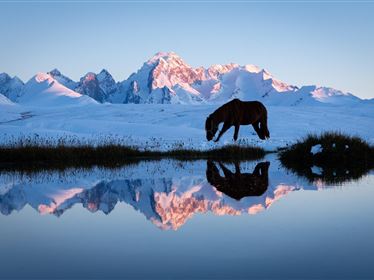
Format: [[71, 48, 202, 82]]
[[0, 139, 265, 172], [279, 131, 374, 184]]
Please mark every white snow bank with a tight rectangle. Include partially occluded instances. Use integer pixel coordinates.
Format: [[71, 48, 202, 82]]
[[0, 103, 373, 151]]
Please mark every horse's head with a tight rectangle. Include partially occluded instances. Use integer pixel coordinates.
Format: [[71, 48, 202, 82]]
[[259, 122, 270, 140], [205, 115, 218, 141], [262, 126, 270, 140]]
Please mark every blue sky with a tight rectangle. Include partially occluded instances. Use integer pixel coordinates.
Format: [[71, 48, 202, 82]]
[[1, 1, 373, 99]]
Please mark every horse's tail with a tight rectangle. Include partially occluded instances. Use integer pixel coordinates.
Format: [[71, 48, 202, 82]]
[[260, 105, 270, 139]]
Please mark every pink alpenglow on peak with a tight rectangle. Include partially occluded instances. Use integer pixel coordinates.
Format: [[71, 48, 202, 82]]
[[1, 52, 367, 105], [146, 51, 185, 66], [82, 72, 97, 82], [115, 52, 338, 105]]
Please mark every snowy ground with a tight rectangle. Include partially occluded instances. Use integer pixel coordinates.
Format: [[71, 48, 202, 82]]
[[0, 102, 373, 151]]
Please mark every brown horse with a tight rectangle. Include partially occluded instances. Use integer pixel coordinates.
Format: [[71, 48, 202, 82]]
[[206, 160, 270, 200], [205, 98, 270, 142]]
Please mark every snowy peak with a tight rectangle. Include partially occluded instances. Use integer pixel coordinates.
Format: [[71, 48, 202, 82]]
[[146, 51, 186, 66], [48, 68, 78, 90], [96, 69, 118, 97], [97, 69, 113, 82], [82, 72, 96, 81], [18, 72, 97, 106], [150, 54, 205, 92], [0, 73, 24, 101], [115, 52, 304, 104], [22, 72, 78, 96], [309, 86, 360, 104], [48, 68, 62, 77], [114, 52, 313, 105], [75, 70, 118, 103], [244, 64, 262, 73], [0, 73, 23, 85], [113, 52, 205, 104], [1, 52, 368, 106], [33, 72, 55, 84], [75, 72, 105, 102], [207, 63, 240, 78], [48, 68, 118, 103]]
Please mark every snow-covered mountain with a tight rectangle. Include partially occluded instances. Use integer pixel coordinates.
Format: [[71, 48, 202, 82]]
[[0, 93, 14, 106], [113, 51, 302, 104], [0, 73, 24, 102], [17, 73, 97, 106], [74, 72, 108, 103], [0, 52, 368, 106], [111, 52, 207, 104], [47, 69, 78, 90], [48, 69, 118, 103], [75, 70, 119, 103], [112, 52, 362, 106], [96, 69, 119, 97]]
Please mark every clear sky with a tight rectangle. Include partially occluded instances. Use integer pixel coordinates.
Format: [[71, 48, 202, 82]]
[[0, 1, 373, 99]]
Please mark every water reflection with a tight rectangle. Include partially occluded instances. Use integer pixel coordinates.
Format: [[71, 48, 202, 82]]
[[0, 157, 371, 230], [206, 161, 270, 200], [281, 161, 372, 185]]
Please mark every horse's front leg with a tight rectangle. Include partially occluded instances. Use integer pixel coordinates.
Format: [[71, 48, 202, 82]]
[[214, 122, 231, 142], [218, 162, 234, 178], [252, 121, 264, 140], [233, 124, 240, 141]]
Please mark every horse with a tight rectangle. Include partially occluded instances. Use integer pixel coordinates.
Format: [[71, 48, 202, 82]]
[[205, 98, 270, 142], [206, 160, 270, 200]]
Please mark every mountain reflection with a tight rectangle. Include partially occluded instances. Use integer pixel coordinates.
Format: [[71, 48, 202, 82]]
[[206, 161, 270, 200], [0, 158, 368, 230]]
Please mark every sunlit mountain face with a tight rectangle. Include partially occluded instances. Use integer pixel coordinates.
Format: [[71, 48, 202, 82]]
[[0, 52, 366, 105]]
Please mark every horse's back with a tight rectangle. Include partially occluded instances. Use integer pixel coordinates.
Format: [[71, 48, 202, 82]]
[[216, 98, 267, 123], [244, 100, 266, 110]]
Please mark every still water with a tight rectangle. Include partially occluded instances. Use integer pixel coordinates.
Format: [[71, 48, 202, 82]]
[[0, 155, 373, 279]]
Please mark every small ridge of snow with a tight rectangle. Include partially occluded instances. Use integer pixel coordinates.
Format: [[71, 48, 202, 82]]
[[311, 144, 323, 155]]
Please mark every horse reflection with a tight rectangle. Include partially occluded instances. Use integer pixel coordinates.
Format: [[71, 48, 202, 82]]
[[206, 160, 270, 200]]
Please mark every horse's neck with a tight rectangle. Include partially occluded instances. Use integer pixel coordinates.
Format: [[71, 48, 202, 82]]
[[213, 108, 225, 123]]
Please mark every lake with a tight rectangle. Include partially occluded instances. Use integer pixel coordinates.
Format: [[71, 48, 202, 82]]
[[0, 154, 373, 279]]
